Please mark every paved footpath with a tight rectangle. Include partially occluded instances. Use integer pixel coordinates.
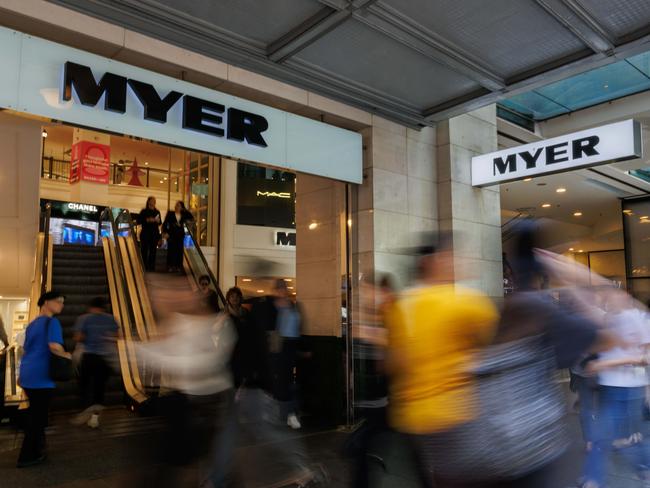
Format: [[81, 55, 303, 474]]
[[0, 407, 646, 487]]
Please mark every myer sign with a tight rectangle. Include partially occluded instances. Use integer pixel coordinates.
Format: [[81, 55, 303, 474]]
[[0, 27, 362, 184], [471, 119, 642, 187]]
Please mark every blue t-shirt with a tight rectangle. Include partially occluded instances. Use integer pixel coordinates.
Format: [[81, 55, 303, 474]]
[[74, 313, 118, 355], [19, 316, 64, 389]]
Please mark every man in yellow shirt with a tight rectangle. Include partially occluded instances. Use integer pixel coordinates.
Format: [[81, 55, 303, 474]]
[[385, 233, 498, 486]]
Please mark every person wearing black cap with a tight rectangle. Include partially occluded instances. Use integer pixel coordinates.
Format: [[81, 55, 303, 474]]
[[17, 290, 69, 468]]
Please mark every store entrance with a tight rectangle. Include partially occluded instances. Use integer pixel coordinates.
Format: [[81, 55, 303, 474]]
[[500, 161, 650, 294]]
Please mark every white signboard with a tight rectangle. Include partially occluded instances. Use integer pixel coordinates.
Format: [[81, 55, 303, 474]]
[[0, 27, 362, 184], [471, 119, 642, 187]]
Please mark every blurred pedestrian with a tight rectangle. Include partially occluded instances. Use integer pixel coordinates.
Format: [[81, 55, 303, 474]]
[[385, 233, 499, 487], [345, 273, 394, 488], [17, 291, 69, 468], [579, 292, 650, 488], [139, 196, 161, 272], [71, 297, 118, 428], [162, 201, 193, 273], [138, 288, 236, 488], [225, 287, 248, 388]]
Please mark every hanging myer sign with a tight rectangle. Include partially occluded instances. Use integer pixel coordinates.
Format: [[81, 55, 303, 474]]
[[0, 27, 362, 183], [471, 119, 642, 187]]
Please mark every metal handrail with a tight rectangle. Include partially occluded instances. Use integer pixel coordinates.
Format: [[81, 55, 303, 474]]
[[40, 203, 52, 296], [183, 222, 227, 309]]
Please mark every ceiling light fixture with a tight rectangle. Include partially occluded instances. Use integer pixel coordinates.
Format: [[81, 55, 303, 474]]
[[569, 248, 574, 252], [41, 129, 48, 138], [541, 203, 551, 208], [523, 178, 532, 182], [242, 278, 252, 282], [256, 289, 265, 293], [578, 250, 584, 253], [308, 222, 318, 230], [556, 188, 567, 193], [284, 278, 293, 282], [573, 211, 583, 217]]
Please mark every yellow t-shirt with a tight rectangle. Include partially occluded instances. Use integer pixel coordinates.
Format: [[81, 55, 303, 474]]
[[386, 284, 498, 434]]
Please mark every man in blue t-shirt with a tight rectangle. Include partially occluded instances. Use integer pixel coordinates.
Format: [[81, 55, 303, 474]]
[[17, 290, 68, 467], [72, 297, 118, 428]]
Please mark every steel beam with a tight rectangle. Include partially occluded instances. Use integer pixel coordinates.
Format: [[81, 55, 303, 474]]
[[534, 0, 615, 54]]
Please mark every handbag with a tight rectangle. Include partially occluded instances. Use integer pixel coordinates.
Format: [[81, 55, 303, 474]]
[[46, 318, 74, 382], [420, 335, 568, 483]]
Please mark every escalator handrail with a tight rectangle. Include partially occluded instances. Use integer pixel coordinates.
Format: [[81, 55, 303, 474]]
[[183, 222, 227, 309], [119, 209, 146, 274], [40, 203, 52, 296]]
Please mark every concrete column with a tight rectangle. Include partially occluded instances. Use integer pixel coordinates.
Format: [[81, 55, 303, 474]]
[[356, 117, 438, 289], [295, 174, 346, 337], [0, 113, 42, 297], [437, 106, 503, 298]]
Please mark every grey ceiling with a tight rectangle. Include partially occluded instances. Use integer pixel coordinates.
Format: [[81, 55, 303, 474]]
[[48, 0, 650, 129]]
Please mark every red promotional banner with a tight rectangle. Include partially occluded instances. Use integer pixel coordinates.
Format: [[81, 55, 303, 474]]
[[70, 140, 110, 184]]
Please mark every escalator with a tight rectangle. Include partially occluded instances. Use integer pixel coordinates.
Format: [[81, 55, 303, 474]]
[[4, 205, 225, 413]]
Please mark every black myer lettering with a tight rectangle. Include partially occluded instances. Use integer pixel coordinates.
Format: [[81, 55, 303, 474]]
[[227, 108, 269, 147], [127, 80, 182, 123], [572, 136, 600, 159], [276, 232, 296, 246], [183, 96, 225, 137], [546, 143, 569, 164], [491, 135, 602, 176], [493, 154, 516, 175], [62, 61, 269, 147], [63, 61, 126, 113], [519, 147, 543, 169]]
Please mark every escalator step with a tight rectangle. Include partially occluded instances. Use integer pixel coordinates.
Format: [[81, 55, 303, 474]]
[[53, 276, 107, 285], [54, 285, 109, 295]]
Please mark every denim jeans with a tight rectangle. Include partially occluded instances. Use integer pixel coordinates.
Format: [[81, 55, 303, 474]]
[[582, 385, 650, 486], [576, 378, 598, 444]]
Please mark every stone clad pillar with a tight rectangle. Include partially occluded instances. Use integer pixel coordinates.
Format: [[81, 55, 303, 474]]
[[436, 106, 503, 298]]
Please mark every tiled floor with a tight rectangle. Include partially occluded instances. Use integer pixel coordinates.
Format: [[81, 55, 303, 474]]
[[1, 407, 647, 487]]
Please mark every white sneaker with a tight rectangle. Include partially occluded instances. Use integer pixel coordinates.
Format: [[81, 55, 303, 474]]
[[287, 413, 301, 430], [87, 413, 99, 429]]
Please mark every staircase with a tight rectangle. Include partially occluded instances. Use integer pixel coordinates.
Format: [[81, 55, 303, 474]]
[[50, 244, 124, 409]]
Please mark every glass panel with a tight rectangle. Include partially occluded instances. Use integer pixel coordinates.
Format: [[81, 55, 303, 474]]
[[499, 93, 569, 120], [623, 198, 650, 280], [536, 60, 650, 111]]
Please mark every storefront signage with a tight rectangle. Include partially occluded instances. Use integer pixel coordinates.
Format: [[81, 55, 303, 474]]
[[275, 231, 296, 247], [257, 191, 292, 199], [66, 203, 98, 213], [0, 27, 362, 183], [471, 119, 642, 187], [63, 61, 269, 147]]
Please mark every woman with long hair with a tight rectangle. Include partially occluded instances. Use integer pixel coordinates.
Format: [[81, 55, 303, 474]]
[[138, 196, 161, 272], [162, 201, 193, 273]]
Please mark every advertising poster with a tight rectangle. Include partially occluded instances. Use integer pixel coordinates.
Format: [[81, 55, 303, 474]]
[[70, 140, 111, 184]]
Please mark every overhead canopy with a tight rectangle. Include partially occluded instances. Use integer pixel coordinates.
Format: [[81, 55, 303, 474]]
[[50, 0, 650, 129]]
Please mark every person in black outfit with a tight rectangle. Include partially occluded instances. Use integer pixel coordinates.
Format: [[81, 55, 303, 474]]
[[138, 196, 161, 272], [162, 201, 193, 273]]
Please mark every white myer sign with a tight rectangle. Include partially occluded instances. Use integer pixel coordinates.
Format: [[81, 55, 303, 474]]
[[471, 119, 642, 187]]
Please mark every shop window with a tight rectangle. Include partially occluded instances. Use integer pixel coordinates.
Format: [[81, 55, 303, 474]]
[[236, 162, 295, 228]]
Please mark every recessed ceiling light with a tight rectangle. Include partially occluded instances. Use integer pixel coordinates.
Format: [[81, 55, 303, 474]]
[[284, 278, 293, 282], [256, 289, 265, 293], [308, 222, 318, 230], [623, 209, 633, 215], [573, 211, 583, 217], [641, 216, 649, 220], [541, 203, 551, 208], [242, 278, 252, 282], [569, 248, 574, 251], [287, 286, 294, 290], [578, 250, 584, 253], [144, 161, 149, 166], [556, 188, 567, 193], [523, 178, 532, 182]]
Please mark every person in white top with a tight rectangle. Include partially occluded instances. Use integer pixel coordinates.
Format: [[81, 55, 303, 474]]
[[138, 287, 236, 488], [580, 293, 650, 488]]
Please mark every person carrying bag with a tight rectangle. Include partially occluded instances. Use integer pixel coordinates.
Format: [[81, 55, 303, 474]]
[[17, 290, 72, 468]]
